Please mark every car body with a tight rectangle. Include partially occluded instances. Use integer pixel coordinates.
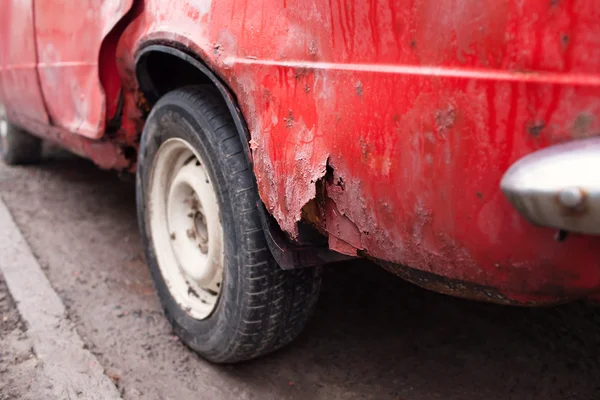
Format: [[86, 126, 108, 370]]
[[2, 0, 600, 360]]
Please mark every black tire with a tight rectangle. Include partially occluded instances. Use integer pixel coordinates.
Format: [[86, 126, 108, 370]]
[[136, 86, 322, 363], [0, 115, 42, 165]]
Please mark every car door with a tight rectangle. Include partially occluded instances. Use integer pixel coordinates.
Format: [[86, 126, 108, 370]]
[[0, 0, 49, 124], [33, 0, 133, 139]]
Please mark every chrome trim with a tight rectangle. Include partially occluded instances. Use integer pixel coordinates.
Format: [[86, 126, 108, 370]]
[[500, 137, 600, 235]]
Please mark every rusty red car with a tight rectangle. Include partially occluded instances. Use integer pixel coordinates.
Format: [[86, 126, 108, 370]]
[[1, 0, 599, 363]]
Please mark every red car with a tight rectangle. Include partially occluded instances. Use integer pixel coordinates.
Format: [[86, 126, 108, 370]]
[[1, 0, 599, 363]]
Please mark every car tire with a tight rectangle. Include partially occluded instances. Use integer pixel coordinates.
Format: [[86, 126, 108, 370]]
[[0, 113, 42, 165], [136, 86, 322, 363]]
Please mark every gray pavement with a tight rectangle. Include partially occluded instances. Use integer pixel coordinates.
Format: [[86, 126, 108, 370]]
[[0, 198, 121, 399]]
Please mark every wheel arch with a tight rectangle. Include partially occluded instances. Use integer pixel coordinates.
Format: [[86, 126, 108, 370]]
[[134, 44, 349, 269], [135, 44, 252, 161]]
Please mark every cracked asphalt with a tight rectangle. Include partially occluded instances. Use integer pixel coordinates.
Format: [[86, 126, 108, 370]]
[[0, 148, 599, 400]]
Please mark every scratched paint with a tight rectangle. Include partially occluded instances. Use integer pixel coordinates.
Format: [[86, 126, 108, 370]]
[[3, 0, 600, 303]]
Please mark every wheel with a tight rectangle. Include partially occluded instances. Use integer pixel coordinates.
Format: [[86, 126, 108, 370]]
[[136, 86, 322, 363], [0, 110, 42, 165]]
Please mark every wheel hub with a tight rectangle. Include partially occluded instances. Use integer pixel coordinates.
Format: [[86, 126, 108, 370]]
[[149, 139, 224, 320]]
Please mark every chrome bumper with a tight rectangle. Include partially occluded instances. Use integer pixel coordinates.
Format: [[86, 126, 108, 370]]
[[501, 137, 600, 235]]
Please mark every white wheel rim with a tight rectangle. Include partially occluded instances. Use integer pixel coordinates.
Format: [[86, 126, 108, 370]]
[[149, 138, 224, 320], [0, 119, 7, 139], [0, 106, 6, 138], [0, 114, 7, 151]]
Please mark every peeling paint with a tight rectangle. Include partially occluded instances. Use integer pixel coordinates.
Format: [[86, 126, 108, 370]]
[[3, 0, 600, 304], [354, 80, 363, 96]]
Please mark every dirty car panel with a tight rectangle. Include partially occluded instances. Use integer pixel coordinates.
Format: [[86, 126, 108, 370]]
[[3, 0, 600, 305]]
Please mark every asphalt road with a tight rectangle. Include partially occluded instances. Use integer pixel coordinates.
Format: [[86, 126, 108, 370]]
[[0, 271, 36, 400], [0, 148, 599, 400]]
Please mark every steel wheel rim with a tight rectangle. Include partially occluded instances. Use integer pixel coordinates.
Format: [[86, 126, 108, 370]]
[[148, 138, 224, 320], [0, 113, 7, 153]]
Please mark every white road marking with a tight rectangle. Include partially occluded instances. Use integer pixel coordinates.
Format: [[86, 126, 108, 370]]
[[0, 197, 122, 400]]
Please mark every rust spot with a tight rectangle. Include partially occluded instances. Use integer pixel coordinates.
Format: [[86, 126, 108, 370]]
[[527, 120, 545, 137], [212, 42, 222, 56], [301, 199, 323, 228], [435, 106, 456, 135], [299, 161, 331, 235], [284, 110, 295, 128], [560, 33, 569, 48], [377, 200, 394, 222], [572, 113, 594, 137], [354, 80, 363, 96], [359, 138, 373, 163], [136, 91, 152, 114], [410, 39, 417, 48], [190, 196, 200, 210], [476, 191, 483, 199], [308, 39, 318, 57], [187, 286, 199, 298], [294, 67, 307, 79]]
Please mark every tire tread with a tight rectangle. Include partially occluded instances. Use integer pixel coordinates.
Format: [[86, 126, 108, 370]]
[[140, 86, 321, 363]]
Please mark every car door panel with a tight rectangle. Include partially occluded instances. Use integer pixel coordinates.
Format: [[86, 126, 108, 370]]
[[33, 0, 133, 138], [0, 0, 49, 124]]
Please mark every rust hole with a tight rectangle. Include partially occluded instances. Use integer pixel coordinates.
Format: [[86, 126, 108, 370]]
[[527, 120, 545, 137]]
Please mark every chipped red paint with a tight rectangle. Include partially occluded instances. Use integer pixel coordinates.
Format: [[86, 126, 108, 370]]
[[2, 0, 600, 303]]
